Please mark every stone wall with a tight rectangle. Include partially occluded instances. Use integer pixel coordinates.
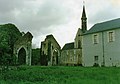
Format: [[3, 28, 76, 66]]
[[61, 49, 82, 66], [14, 32, 33, 66], [40, 34, 61, 66]]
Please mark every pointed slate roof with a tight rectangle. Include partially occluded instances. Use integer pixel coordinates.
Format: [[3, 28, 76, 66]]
[[82, 5, 87, 19], [84, 18, 120, 35], [62, 42, 74, 50]]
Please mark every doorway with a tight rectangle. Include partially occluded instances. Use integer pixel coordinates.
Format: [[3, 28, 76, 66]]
[[18, 48, 26, 65]]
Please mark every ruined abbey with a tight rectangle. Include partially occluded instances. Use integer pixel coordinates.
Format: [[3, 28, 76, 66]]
[[40, 5, 87, 66], [1, 4, 120, 67], [0, 5, 86, 66], [0, 23, 33, 66]]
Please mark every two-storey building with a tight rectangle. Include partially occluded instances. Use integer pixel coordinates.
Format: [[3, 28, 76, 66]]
[[82, 18, 120, 67]]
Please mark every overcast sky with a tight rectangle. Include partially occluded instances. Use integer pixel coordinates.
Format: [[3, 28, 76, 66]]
[[0, 0, 120, 48]]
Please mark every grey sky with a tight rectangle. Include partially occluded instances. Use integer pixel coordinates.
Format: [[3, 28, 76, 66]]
[[0, 0, 120, 48]]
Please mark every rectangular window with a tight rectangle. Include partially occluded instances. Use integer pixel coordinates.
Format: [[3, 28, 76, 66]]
[[93, 34, 99, 44], [108, 31, 114, 42], [94, 56, 98, 64]]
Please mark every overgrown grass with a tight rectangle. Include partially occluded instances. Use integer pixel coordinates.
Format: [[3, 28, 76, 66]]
[[0, 66, 120, 84]]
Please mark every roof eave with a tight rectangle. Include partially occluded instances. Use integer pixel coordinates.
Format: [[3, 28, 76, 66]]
[[84, 27, 120, 35]]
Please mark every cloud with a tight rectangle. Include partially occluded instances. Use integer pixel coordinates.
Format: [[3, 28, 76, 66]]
[[0, 0, 23, 13], [0, 0, 69, 28], [16, 0, 70, 35], [0, 0, 120, 48], [89, 8, 117, 25], [110, 0, 120, 6], [86, 0, 120, 29], [0, 0, 71, 45]]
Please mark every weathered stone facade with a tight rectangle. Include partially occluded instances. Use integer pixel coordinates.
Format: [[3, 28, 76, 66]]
[[14, 32, 33, 66], [60, 5, 87, 66], [0, 23, 33, 66], [40, 5, 87, 66], [61, 45, 82, 66], [61, 28, 83, 66], [40, 34, 61, 66]]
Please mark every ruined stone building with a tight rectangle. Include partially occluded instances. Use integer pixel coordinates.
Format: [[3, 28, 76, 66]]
[[40, 5, 87, 66], [60, 5, 87, 66], [0, 23, 33, 66], [40, 34, 61, 66], [61, 28, 83, 66], [14, 32, 33, 66]]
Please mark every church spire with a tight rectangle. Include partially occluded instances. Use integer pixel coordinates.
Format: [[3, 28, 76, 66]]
[[81, 1, 87, 33]]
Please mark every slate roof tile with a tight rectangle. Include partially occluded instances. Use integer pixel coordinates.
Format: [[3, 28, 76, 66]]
[[85, 18, 120, 35], [62, 42, 74, 50]]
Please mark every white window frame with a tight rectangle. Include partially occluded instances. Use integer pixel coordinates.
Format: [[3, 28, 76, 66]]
[[108, 30, 115, 42], [92, 33, 99, 44]]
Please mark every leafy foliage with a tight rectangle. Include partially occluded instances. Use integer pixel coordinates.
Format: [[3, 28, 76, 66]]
[[0, 23, 22, 65], [31, 48, 40, 65]]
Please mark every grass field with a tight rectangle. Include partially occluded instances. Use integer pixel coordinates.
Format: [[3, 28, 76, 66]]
[[0, 66, 120, 84]]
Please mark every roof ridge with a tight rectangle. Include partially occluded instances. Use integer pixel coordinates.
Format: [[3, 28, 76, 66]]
[[84, 18, 120, 35], [62, 42, 74, 50]]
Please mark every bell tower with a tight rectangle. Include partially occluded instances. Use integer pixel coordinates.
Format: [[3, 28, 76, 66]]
[[81, 3, 87, 33]]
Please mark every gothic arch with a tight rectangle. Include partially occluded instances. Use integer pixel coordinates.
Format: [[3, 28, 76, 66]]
[[16, 46, 28, 65], [14, 32, 33, 66], [18, 47, 26, 65], [51, 48, 60, 65]]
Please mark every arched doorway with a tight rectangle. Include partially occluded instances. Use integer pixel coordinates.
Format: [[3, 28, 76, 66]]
[[52, 49, 58, 65], [18, 48, 26, 65]]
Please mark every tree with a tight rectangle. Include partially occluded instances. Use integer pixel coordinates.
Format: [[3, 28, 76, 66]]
[[31, 48, 40, 65], [0, 23, 21, 66]]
